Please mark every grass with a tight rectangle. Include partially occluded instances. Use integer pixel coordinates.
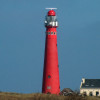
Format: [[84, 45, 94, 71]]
[[0, 92, 100, 100]]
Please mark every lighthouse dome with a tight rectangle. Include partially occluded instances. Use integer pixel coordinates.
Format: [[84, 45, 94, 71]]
[[48, 10, 56, 16]]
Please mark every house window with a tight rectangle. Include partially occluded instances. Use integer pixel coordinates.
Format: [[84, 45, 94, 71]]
[[89, 92, 93, 96], [83, 92, 87, 96], [96, 91, 99, 96]]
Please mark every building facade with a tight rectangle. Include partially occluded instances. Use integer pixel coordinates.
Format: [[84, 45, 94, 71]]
[[80, 78, 100, 96]]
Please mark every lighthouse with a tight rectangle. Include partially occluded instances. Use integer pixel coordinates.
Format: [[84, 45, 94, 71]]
[[42, 8, 60, 94]]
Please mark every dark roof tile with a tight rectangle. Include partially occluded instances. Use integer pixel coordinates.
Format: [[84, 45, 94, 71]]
[[82, 79, 100, 88]]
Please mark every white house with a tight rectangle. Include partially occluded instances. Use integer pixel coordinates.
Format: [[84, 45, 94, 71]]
[[80, 78, 100, 96]]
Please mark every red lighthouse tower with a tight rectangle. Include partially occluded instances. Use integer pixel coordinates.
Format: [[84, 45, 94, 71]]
[[42, 8, 60, 94]]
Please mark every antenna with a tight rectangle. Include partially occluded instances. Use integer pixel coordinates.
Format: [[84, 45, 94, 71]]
[[45, 8, 57, 10]]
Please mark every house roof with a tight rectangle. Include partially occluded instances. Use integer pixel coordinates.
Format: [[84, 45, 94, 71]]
[[81, 79, 100, 88], [60, 88, 74, 95]]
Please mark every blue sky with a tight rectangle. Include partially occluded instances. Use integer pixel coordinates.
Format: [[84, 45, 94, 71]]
[[0, 0, 100, 93]]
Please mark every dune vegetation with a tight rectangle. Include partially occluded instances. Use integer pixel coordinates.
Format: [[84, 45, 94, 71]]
[[0, 92, 100, 100]]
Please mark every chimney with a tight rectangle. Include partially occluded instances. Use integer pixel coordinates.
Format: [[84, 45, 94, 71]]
[[80, 78, 85, 88], [82, 78, 85, 84]]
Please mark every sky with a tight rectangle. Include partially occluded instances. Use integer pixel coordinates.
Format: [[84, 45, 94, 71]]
[[0, 0, 100, 93]]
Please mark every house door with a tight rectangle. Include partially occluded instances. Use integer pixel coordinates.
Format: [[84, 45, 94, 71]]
[[89, 92, 93, 96]]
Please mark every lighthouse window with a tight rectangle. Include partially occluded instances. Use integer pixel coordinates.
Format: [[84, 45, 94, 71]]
[[48, 32, 50, 35], [51, 32, 53, 35], [54, 32, 56, 35], [47, 86, 51, 89], [59, 86, 60, 89], [58, 65, 59, 68], [48, 75, 51, 78]]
